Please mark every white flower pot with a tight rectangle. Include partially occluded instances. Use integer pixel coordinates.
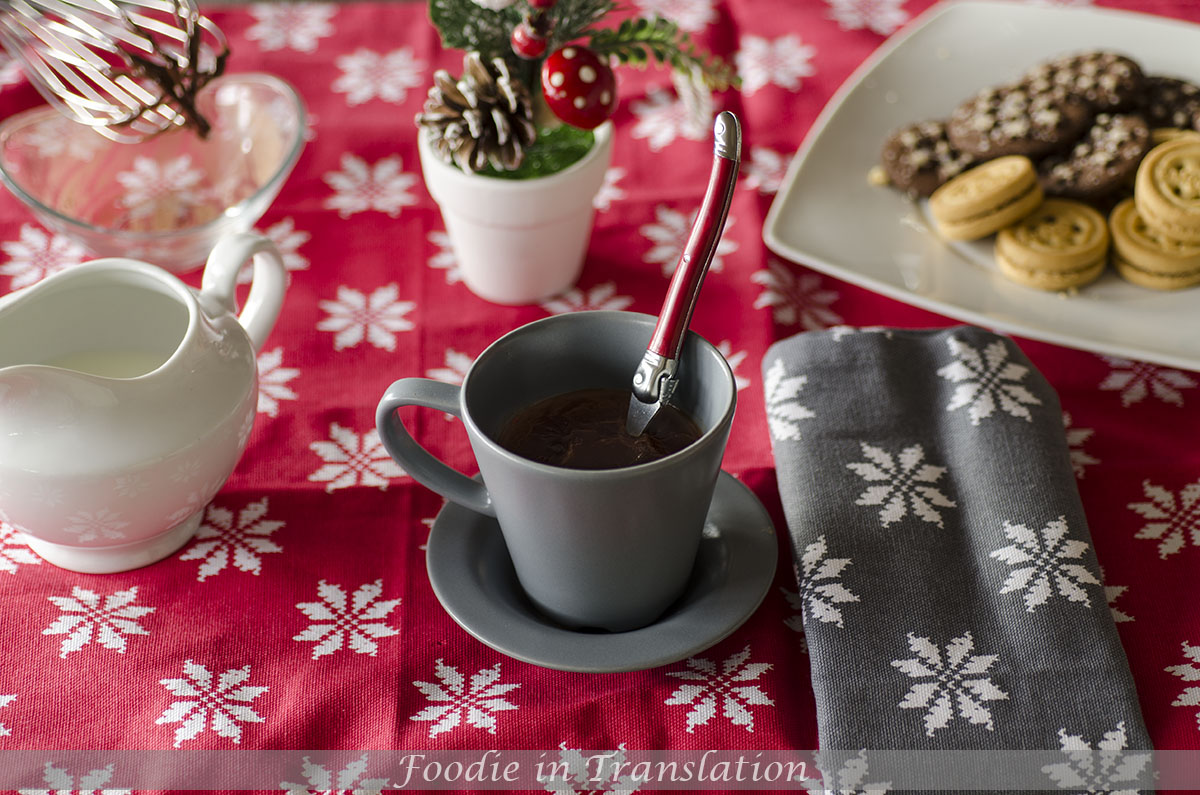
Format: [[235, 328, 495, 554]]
[[418, 122, 613, 305]]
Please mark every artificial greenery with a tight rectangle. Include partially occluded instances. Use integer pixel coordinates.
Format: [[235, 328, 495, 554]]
[[476, 124, 595, 180]]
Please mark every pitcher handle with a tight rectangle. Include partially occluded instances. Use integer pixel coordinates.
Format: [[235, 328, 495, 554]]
[[200, 232, 287, 351], [376, 378, 495, 517]]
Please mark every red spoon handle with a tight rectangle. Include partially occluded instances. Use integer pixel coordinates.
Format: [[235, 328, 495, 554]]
[[647, 125, 739, 359]]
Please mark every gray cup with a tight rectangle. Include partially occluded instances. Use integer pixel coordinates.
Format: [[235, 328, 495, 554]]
[[376, 311, 736, 632]]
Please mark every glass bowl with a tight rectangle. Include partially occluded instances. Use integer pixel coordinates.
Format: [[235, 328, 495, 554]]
[[0, 72, 306, 272]]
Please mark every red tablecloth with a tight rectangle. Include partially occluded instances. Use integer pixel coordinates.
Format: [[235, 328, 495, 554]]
[[1, 0, 1198, 791]]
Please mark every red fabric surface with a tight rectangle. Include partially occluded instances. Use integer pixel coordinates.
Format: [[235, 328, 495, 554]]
[[0, 0, 1198, 789]]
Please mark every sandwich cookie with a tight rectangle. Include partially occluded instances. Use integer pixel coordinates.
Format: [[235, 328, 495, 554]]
[[1110, 197, 1200, 289], [1134, 137, 1200, 243], [929, 155, 1044, 241], [994, 198, 1109, 290]]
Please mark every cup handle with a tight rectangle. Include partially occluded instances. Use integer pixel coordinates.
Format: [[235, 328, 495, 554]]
[[376, 378, 495, 517], [199, 232, 287, 352]]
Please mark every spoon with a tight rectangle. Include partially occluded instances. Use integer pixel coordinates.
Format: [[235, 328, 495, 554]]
[[626, 110, 741, 437]]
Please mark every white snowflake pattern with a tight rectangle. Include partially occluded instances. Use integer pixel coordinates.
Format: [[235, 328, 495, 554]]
[[640, 204, 738, 276], [937, 337, 1042, 425], [630, 86, 710, 151], [0, 519, 39, 575], [736, 34, 816, 95], [1041, 721, 1151, 795], [593, 167, 627, 212], [633, 0, 714, 31], [715, 341, 750, 391], [752, 259, 843, 329], [246, 3, 335, 52], [847, 443, 956, 529], [1063, 412, 1099, 478], [43, 586, 155, 659], [426, 230, 461, 284], [664, 645, 774, 733], [1127, 478, 1200, 559], [799, 750, 892, 794], [1098, 356, 1196, 408], [892, 631, 1008, 737], [763, 358, 815, 442], [323, 154, 417, 217], [742, 146, 787, 194], [540, 743, 646, 794], [155, 661, 268, 748], [178, 498, 284, 582], [308, 423, 406, 493], [795, 535, 859, 629], [115, 155, 205, 221], [541, 282, 633, 313], [240, 217, 311, 284], [1102, 567, 1134, 624], [0, 224, 87, 289], [62, 508, 128, 542], [410, 659, 521, 738], [427, 348, 473, 385], [827, 0, 909, 34], [257, 347, 300, 418], [781, 587, 806, 635], [16, 762, 131, 795], [281, 754, 389, 795], [1166, 640, 1200, 729], [0, 693, 13, 738], [332, 48, 425, 106], [317, 284, 415, 352], [293, 579, 400, 659], [989, 517, 1100, 612]]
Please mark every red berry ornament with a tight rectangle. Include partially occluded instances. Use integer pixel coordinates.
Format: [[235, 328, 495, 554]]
[[511, 21, 548, 59], [540, 46, 617, 130], [528, 0, 557, 8]]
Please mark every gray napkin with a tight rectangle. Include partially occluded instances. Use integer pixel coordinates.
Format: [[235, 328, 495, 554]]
[[763, 326, 1152, 791]]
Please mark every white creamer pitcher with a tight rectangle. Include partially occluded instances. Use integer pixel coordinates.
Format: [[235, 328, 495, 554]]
[[0, 233, 286, 573]]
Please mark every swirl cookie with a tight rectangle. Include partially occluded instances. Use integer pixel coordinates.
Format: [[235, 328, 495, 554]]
[[994, 199, 1109, 290], [1134, 137, 1200, 243], [947, 84, 1090, 160], [929, 155, 1044, 241], [1138, 76, 1200, 130], [880, 120, 976, 198], [1038, 113, 1151, 201], [1022, 51, 1144, 112], [1110, 197, 1200, 289]]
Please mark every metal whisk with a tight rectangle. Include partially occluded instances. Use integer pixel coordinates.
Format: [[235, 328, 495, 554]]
[[0, 0, 228, 142]]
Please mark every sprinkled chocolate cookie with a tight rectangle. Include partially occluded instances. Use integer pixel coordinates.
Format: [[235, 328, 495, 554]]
[[1037, 113, 1151, 201], [1021, 51, 1144, 112], [880, 120, 976, 198], [1138, 75, 1200, 130], [947, 84, 1090, 160]]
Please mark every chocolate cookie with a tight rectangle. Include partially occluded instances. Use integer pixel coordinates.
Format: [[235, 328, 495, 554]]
[[1038, 113, 1151, 201], [1021, 51, 1144, 112], [947, 84, 1090, 159], [880, 120, 976, 198], [1138, 75, 1200, 130]]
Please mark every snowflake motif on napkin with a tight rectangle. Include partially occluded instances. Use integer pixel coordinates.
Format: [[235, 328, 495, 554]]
[[0, 693, 14, 738], [1127, 478, 1200, 559], [410, 660, 521, 738], [663, 645, 774, 733], [795, 535, 859, 629], [1040, 721, 1150, 795], [246, 3, 335, 53], [43, 586, 155, 659], [333, 48, 425, 106], [798, 750, 892, 794], [155, 661, 268, 747], [16, 762, 131, 795], [847, 443, 956, 529], [179, 498, 284, 581], [937, 337, 1041, 425], [891, 631, 1008, 737], [540, 743, 646, 794], [323, 154, 417, 218], [293, 580, 400, 659], [280, 754, 388, 795], [989, 517, 1100, 612], [0, 224, 86, 290], [1166, 640, 1200, 727], [752, 260, 843, 330], [736, 34, 816, 95], [0, 519, 39, 575], [763, 359, 814, 442]]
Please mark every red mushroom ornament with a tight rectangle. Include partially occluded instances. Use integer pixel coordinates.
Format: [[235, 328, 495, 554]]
[[540, 45, 617, 130]]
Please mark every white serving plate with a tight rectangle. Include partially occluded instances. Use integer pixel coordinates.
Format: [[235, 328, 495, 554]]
[[763, 0, 1200, 371]]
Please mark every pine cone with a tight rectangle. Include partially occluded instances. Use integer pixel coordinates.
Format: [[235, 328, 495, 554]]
[[416, 52, 537, 173]]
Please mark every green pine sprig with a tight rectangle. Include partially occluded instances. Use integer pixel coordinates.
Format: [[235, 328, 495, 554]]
[[586, 16, 738, 90], [429, 0, 522, 59]]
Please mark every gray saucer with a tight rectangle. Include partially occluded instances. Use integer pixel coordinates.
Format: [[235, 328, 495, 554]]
[[425, 471, 778, 673]]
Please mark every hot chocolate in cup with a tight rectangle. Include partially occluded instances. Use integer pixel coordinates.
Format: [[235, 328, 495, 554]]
[[376, 310, 736, 632]]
